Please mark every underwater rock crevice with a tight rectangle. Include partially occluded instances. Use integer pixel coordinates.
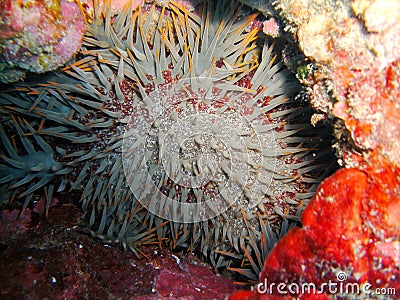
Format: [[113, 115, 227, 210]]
[[0, 0, 337, 283]]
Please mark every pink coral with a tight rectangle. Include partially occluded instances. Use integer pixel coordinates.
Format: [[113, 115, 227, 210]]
[[0, 0, 85, 83], [262, 18, 280, 38]]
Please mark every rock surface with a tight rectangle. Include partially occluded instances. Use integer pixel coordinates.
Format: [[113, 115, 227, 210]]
[[0, 0, 85, 83], [273, 0, 400, 169], [0, 0, 398, 298], [0, 198, 235, 299], [231, 0, 399, 298]]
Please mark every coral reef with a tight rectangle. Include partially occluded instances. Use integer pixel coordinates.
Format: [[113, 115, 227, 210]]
[[261, 164, 400, 298], [79, 0, 144, 15], [230, 0, 399, 298], [0, 208, 31, 240], [272, 0, 400, 168], [333, 59, 400, 168], [4, 0, 398, 298], [261, 18, 280, 38], [0, 197, 235, 299], [0, 0, 85, 83], [0, 0, 332, 284], [231, 164, 399, 299]]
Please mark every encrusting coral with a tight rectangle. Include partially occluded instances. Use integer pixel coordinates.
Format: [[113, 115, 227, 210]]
[[0, 0, 85, 83], [231, 0, 400, 297], [0, 0, 333, 282]]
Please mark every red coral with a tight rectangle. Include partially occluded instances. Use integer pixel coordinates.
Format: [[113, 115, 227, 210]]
[[250, 165, 399, 298]]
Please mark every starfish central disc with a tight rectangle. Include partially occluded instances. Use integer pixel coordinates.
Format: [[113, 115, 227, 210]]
[[122, 77, 277, 223]]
